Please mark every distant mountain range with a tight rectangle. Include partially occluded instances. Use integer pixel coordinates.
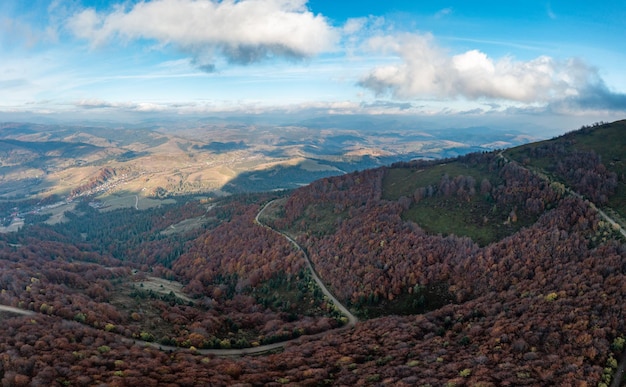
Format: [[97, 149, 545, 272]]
[[0, 119, 624, 385], [0, 120, 541, 202]]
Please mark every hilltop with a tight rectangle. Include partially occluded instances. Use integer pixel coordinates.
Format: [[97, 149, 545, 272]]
[[0, 120, 536, 200], [0, 120, 624, 385]]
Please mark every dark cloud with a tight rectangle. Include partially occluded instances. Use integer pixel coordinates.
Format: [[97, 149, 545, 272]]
[[563, 83, 626, 111], [458, 108, 488, 115], [196, 63, 216, 73], [191, 59, 216, 73], [221, 44, 303, 65], [76, 99, 117, 109]]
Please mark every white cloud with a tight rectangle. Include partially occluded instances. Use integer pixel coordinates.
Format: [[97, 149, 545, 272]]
[[358, 33, 612, 105], [434, 7, 453, 19], [67, 0, 338, 70], [1, 15, 57, 48], [343, 18, 367, 35]]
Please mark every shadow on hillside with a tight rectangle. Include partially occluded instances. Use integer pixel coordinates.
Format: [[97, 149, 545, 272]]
[[222, 161, 343, 194], [222, 153, 435, 194], [194, 141, 249, 154]]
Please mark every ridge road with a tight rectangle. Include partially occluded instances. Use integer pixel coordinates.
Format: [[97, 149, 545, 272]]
[[497, 151, 626, 239], [498, 151, 626, 386]]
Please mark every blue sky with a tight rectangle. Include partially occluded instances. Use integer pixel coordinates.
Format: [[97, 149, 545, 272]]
[[1, 0, 625, 130]]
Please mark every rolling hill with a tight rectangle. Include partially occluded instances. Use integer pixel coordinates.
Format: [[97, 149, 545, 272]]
[[0, 120, 538, 203], [0, 119, 624, 385]]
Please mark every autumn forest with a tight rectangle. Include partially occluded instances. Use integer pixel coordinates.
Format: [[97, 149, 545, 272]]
[[0, 120, 625, 386]]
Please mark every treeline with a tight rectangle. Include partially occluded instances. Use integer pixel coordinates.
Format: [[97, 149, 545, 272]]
[[522, 143, 618, 204], [411, 157, 562, 216], [50, 199, 207, 267], [274, 152, 566, 305]]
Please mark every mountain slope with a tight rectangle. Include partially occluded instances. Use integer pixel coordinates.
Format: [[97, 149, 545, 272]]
[[0, 120, 624, 385], [506, 119, 626, 226], [0, 121, 539, 203]]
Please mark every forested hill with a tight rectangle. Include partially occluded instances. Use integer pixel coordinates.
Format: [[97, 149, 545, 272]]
[[0, 120, 624, 385], [506, 119, 626, 221], [257, 120, 626, 383]]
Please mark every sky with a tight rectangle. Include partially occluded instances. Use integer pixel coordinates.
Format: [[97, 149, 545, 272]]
[[1, 0, 625, 130]]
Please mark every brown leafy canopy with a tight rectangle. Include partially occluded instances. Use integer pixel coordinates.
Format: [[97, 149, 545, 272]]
[[507, 120, 625, 215], [0, 121, 625, 385], [272, 151, 566, 310]]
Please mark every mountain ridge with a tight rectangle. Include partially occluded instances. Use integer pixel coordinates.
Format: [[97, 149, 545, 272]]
[[0, 119, 624, 385]]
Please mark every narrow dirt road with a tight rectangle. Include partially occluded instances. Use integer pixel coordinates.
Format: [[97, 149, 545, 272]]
[[498, 151, 625, 240], [499, 151, 626, 386], [0, 199, 358, 357], [255, 199, 358, 326]]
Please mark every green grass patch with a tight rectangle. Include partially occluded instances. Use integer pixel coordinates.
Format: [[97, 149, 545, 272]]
[[403, 195, 528, 246], [382, 160, 496, 201], [383, 158, 530, 246], [277, 202, 348, 238]]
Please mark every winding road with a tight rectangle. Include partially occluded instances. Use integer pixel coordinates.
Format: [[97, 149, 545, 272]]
[[0, 199, 357, 357], [0, 303, 287, 356], [255, 199, 359, 326]]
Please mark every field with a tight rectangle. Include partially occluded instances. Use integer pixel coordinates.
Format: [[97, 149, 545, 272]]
[[134, 275, 193, 303], [382, 161, 495, 201], [98, 193, 177, 212], [0, 121, 539, 207], [159, 215, 217, 236]]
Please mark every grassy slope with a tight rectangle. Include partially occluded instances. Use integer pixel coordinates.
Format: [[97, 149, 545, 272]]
[[382, 158, 534, 246]]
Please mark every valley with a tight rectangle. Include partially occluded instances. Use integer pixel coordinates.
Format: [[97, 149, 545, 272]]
[[0, 120, 624, 385], [0, 121, 537, 205], [2, 0, 625, 384]]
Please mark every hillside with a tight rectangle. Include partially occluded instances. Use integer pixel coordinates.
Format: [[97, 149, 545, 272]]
[[505, 120, 626, 227], [0, 121, 536, 202], [0, 120, 624, 385]]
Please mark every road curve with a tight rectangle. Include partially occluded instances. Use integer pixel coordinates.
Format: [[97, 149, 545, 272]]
[[255, 199, 359, 326], [0, 301, 289, 356], [1, 301, 354, 357], [595, 207, 626, 239], [0, 199, 358, 358]]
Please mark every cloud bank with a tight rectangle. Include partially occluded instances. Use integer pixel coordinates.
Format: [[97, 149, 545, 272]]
[[358, 33, 626, 111], [68, 0, 338, 70]]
